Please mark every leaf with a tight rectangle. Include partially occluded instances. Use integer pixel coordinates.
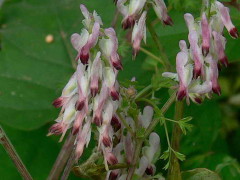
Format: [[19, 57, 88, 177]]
[[178, 116, 193, 135], [181, 168, 221, 180], [173, 151, 186, 161]]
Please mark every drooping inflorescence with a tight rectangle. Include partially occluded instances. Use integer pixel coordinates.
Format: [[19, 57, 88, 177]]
[[163, 0, 238, 104], [115, 0, 173, 56]]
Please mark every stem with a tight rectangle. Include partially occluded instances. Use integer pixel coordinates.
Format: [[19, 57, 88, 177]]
[[147, 21, 171, 71], [135, 84, 152, 100], [47, 133, 76, 180], [126, 139, 143, 180], [117, 111, 135, 136], [0, 126, 33, 180], [61, 146, 76, 180], [167, 101, 184, 180], [140, 47, 165, 66], [144, 92, 176, 138], [127, 93, 176, 180]]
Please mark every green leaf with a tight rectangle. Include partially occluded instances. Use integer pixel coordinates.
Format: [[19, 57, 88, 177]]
[[136, 127, 145, 138], [178, 116, 193, 135], [182, 168, 221, 180], [173, 151, 186, 161]]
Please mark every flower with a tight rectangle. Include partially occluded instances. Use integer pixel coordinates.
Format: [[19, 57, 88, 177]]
[[49, 4, 122, 163], [162, 1, 238, 104]]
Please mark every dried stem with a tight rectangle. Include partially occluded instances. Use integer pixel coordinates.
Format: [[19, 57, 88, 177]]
[[0, 126, 33, 180], [167, 101, 184, 180], [60, 146, 76, 180], [47, 133, 76, 180]]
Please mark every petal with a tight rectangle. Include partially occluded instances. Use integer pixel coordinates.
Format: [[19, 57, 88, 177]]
[[71, 29, 89, 51]]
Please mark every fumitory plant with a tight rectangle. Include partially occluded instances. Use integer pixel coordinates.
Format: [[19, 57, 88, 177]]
[[0, 0, 239, 180]]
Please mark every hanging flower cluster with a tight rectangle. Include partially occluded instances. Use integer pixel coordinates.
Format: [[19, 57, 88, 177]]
[[163, 0, 238, 104], [106, 106, 161, 180], [115, 0, 173, 56], [48, 4, 122, 163]]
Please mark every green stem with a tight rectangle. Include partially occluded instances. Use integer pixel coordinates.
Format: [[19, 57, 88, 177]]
[[117, 111, 135, 136], [0, 126, 33, 180], [127, 93, 176, 180], [167, 101, 184, 180], [135, 84, 152, 100], [140, 47, 165, 66], [147, 21, 171, 71]]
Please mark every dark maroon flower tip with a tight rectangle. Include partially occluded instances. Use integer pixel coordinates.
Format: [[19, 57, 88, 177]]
[[109, 171, 118, 180], [112, 61, 123, 71], [72, 125, 80, 135], [194, 97, 202, 104], [145, 166, 154, 176], [202, 46, 209, 57], [52, 97, 64, 108], [110, 90, 120, 101], [49, 123, 63, 135], [219, 56, 229, 67], [80, 51, 89, 64], [163, 16, 174, 26], [93, 116, 102, 126], [229, 27, 239, 39], [75, 100, 85, 111], [111, 116, 121, 132], [102, 136, 112, 147], [212, 84, 221, 96], [193, 66, 202, 79], [122, 16, 135, 30], [177, 89, 187, 101], [108, 154, 118, 165], [91, 87, 98, 97]]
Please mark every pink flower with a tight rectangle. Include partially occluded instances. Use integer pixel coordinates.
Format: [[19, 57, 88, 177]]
[[201, 13, 211, 56], [90, 52, 102, 96], [100, 28, 123, 70], [212, 31, 228, 67], [76, 63, 89, 111], [52, 73, 77, 108], [75, 118, 91, 160], [152, 0, 173, 25], [188, 30, 204, 78], [176, 51, 192, 100], [71, 22, 100, 64], [93, 84, 109, 126], [132, 11, 147, 57], [216, 1, 239, 39], [117, 0, 147, 29]]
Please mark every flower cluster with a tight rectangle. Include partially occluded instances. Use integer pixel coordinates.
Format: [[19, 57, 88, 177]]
[[106, 106, 161, 180], [163, 0, 238, 104], [48, 4, 122, 162], [115, 0, 172, 56]]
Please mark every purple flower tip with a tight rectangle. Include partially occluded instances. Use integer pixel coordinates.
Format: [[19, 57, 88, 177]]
[[229, 27, 239, 39], [163, 16, 174, 26]]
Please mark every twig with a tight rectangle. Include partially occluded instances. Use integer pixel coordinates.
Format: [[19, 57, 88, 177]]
[[60, 145, 76, 180], [0, 126, 33, 180], [111, 9, 119, 28], [135, 84, 152, 100], [47, 133, 76, 180], [167, 101, 184, 180], [140, 47, 165, 66]]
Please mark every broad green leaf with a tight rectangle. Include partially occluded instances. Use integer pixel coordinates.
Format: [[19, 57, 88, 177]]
[[182, 168, 221, 180]]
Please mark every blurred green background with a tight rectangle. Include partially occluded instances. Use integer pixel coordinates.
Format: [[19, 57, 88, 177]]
[[0, 0, 239, 179]]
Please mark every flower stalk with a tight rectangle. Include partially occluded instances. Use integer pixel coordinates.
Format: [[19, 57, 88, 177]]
[[0, 126, 33, 180]]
